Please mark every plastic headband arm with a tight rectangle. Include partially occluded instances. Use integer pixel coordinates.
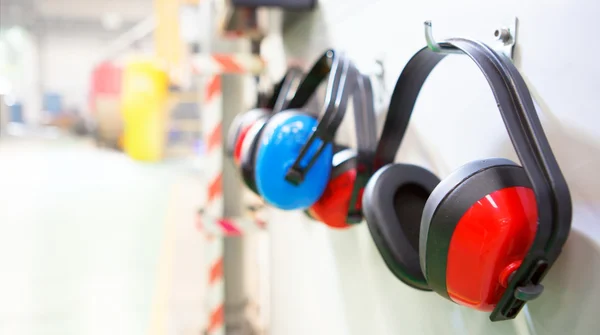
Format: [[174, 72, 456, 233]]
[[271, 66, 304, 113], [346, 73, 378, 222]]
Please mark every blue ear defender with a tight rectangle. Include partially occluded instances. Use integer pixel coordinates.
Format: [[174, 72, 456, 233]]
[[255, 112, 333, 210], [253, 50, 355, 210]]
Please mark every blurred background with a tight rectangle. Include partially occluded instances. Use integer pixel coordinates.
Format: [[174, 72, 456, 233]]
[[0, 0, 279, 334]]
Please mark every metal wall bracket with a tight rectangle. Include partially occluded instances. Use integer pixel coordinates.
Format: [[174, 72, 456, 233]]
[[493, 17, 518, 60], [425, 17, 519, 60]]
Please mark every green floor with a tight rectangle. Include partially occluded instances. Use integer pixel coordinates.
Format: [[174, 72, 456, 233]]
[[0, 137, 177, 334]]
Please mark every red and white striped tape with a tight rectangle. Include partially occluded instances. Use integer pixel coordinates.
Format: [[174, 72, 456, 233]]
[[202, 74, 225, 335], [196, 214, 267, 237], [192, 53, 265, 75]]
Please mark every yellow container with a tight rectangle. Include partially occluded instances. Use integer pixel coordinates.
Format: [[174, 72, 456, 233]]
[[121, 59, 169, 161]]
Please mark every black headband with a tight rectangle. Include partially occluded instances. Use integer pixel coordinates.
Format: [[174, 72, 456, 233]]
[[284, 50, 377, 186], [268, 66, 304, 113], [376, 36, 571, 321], [286, 50, 339, 111]]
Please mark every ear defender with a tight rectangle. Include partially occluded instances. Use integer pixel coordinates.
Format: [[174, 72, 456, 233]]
[[361, 26, 571, 322], [307, 74, 378, 228], [254, 51, 378, 218], [253, 50, 355, 211], [306, 69, 378, 228]]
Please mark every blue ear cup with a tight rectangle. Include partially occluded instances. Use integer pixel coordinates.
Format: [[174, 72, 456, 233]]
[[255, 111, 333, 210]]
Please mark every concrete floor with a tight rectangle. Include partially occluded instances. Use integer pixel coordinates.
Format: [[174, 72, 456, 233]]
[[0, 136, 206, 335]]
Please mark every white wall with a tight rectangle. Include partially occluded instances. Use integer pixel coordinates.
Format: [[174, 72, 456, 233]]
[[267, 1, 600, 334]]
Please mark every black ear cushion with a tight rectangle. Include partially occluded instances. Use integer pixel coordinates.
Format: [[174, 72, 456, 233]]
[[239, 117, 268, 194], [226, 108, 269, 157], [420, 158, 531, 299], [331, 148, 356, 178], [362, 163, 440, 291]]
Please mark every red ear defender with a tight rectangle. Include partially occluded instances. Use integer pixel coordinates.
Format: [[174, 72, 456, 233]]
[[362, 27, 572, 322], [302, 56, 378, 229]]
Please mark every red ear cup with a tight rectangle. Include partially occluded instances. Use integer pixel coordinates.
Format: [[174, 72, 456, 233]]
[[420, 158, 537, 311], [309, 149, 360, 229], [233, 122, 255, 165]]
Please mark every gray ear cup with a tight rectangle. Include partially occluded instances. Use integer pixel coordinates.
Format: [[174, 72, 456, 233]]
[[239, 117, 268, 194], [420, 158, 530, 299], [226, 108, 269, 157], [361, 163, 440, 291]]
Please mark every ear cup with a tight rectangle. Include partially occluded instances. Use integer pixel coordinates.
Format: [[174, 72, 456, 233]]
[[255, 111, 333, 210], [308, 149, 359, 229], [361, 163, 440, 291], [226, 109, 269, 159], [239, 117, 268, 194], [234, 121, 258, 165], [303, 145, 351, 223], [420, 158, 537, 311]]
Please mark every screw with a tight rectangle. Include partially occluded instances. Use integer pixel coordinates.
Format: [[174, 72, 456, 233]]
[[494, 27, 512, 44]]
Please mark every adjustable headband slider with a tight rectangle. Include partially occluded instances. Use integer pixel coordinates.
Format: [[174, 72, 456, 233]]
[[492, 258, 548, 321], [284, 137, 330, 186], [285, 169, 304, 186]]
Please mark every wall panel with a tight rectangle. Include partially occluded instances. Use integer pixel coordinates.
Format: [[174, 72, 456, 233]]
[[268, 1, 600, 334]]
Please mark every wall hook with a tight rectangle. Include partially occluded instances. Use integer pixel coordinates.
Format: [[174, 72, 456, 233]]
[[424, 20, 461, 54]]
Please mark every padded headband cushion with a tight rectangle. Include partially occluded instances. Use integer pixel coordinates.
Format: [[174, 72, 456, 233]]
[[239, 116, 269, 194], [362, 163, 440, 291], [421, 158, 531, 300]]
